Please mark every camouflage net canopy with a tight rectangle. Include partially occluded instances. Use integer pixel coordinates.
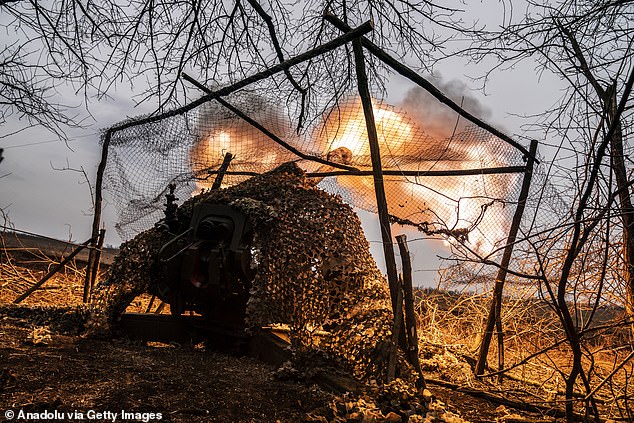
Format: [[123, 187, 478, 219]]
[[92, 164, 405, 382], [105, 77, 527, 257], [96, 56, 528, 392]]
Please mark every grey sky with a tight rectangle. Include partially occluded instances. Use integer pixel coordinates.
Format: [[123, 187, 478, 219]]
[[0, 0, 564, 286]]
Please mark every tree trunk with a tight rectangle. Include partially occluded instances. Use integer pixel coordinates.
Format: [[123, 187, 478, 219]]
[[607, 93, 634, 333]]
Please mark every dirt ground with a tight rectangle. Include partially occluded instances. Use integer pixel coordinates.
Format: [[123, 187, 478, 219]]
[[0, 234, 563, 423], [0, 314, 334, 422], [0, 306, 563, 423]]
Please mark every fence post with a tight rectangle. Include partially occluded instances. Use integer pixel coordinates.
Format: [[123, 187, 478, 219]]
[[475, 139, 538, 378], [352, 39, 401, 323], [211, 152, 234, 190], [85, 130, 113, 303], [86, 228, 106, 303], [396, 234, 426, 389], [387, 276, 404, 382], [352, 39, 407, 381]]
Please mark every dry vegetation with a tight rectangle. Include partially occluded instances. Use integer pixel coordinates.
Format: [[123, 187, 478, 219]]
[[416, 286, 634, 421], [1, 230, 633, 422]]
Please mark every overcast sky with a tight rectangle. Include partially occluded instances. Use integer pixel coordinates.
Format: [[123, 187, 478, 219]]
[[0, 0, 564, 286]]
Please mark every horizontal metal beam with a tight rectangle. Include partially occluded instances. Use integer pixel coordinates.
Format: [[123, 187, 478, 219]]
[[306, 165, 527, 178], [202, 165, 527, 179]]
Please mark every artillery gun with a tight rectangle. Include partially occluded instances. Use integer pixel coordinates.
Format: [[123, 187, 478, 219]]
[[154, 201, 256, 328], [91, 163, 397, 385]]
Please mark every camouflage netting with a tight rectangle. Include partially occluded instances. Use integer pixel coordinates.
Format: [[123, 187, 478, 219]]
[[91, 163, 407, 382], [105, 84, 527, 258], [87, 228, 172, 331]]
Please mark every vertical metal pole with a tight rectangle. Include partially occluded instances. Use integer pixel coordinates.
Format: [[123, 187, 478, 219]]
[[352, 39, 400, 313], [476, 139, 538, 377]]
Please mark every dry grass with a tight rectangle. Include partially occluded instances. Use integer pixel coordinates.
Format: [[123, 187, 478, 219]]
[[0, 233, 156, 313], [415, 287, 634, 420], [0, 244, 87, 306], [3, 230, 634, 420]]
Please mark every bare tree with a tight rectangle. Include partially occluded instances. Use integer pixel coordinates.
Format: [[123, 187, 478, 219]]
[[1, 0, 469, 138], [458, 0, 634, 420]]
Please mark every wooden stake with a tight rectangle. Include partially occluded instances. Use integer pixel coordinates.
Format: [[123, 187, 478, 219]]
[[87, 228, 106, 303], [387, 276, 404, 382], [86, 130, 112, 303], [353, 38, 407, 382], [352, 39, 400, 315], [211, 152, 234, 190], [475, 139, 539, 377], [396, 234, 426, 389]]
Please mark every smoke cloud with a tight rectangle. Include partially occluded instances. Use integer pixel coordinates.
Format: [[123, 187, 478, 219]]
[[399, 75, 492, 141]]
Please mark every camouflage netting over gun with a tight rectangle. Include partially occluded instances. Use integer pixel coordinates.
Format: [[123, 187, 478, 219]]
[[90, 163, 404, 383]]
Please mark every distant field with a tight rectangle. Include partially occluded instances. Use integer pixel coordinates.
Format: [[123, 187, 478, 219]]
[[1, 231, 118, 265]]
